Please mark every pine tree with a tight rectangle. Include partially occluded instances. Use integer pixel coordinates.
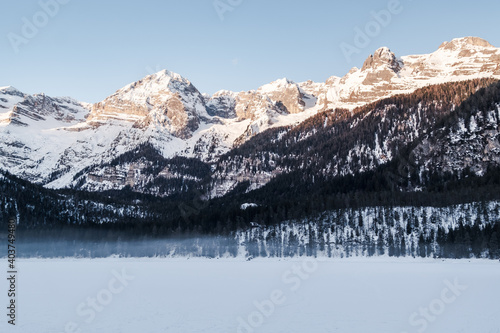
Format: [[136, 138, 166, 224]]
[[377, 230, 385, 256]]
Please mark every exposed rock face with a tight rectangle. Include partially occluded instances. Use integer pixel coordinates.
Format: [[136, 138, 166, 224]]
[[322, 37, 500, 109], [330, 47, 403, 106], [233, 91, 284, 120], [438, 36, 494, 51], [299, 79, 332, 111], [403, 37, 500, 79], [257, 78, 309, 114], [0, 86, 90, 183], [89, 70, 208, 138], [207, 78, 312, 122], [361, 47, 402, 72], [78, 158, 201, 196], [0, 87, 26, 125], [206, 90, 237, 118], [0, 87, 89, 126]]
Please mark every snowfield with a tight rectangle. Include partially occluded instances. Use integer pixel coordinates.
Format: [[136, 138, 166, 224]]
[[2, 258, 499, 333]]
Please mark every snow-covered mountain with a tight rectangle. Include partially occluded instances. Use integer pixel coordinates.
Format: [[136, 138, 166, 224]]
[[1, 37, 500, 192], [324, 37, 500, 109], [89, 70, 210, 138], [0, 86, 91, 184]]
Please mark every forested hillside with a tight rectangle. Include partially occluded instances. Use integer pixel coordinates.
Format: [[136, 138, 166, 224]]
[[2, 79, 500, 258]]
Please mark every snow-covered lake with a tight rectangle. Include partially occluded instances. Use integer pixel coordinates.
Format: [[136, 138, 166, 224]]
[[2, 258, 500, 333]]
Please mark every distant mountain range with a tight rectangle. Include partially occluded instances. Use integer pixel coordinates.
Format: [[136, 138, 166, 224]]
[[1, 36, 499, 195], [1, 37, 500, 254]]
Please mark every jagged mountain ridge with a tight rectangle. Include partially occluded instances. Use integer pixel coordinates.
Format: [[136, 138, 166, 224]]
[[207, 78, 500, 197], [70, 78, 500, 199], [1, 37, 500, 193]]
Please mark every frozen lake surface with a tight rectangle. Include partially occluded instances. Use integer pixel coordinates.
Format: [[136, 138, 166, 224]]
[[2, 258, 500, 333]]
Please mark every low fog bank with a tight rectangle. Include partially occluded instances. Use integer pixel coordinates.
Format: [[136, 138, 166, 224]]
[[11, 235, 241, 259]]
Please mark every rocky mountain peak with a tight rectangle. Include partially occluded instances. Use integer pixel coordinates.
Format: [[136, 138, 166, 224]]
[[206, 90, 238, 118], [116, 69, 195, 101], [0, 86, 24, 97], [89, 69, 209, 138], [256, 78, 308, 114], [0, 87, 89, 127], [438, 37, 494, 51], [264, 77, 295, 87], [361, 47, 401, 72]]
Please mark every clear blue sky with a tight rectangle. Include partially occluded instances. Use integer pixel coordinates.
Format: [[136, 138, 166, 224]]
[[1, 0, 499, 103]]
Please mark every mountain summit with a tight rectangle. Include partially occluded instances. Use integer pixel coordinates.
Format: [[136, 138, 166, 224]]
[[328, 37, 500, 107], [89, 70, 209, 138], [361, 47, 401, 73], [438, 36, 494, 50]]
